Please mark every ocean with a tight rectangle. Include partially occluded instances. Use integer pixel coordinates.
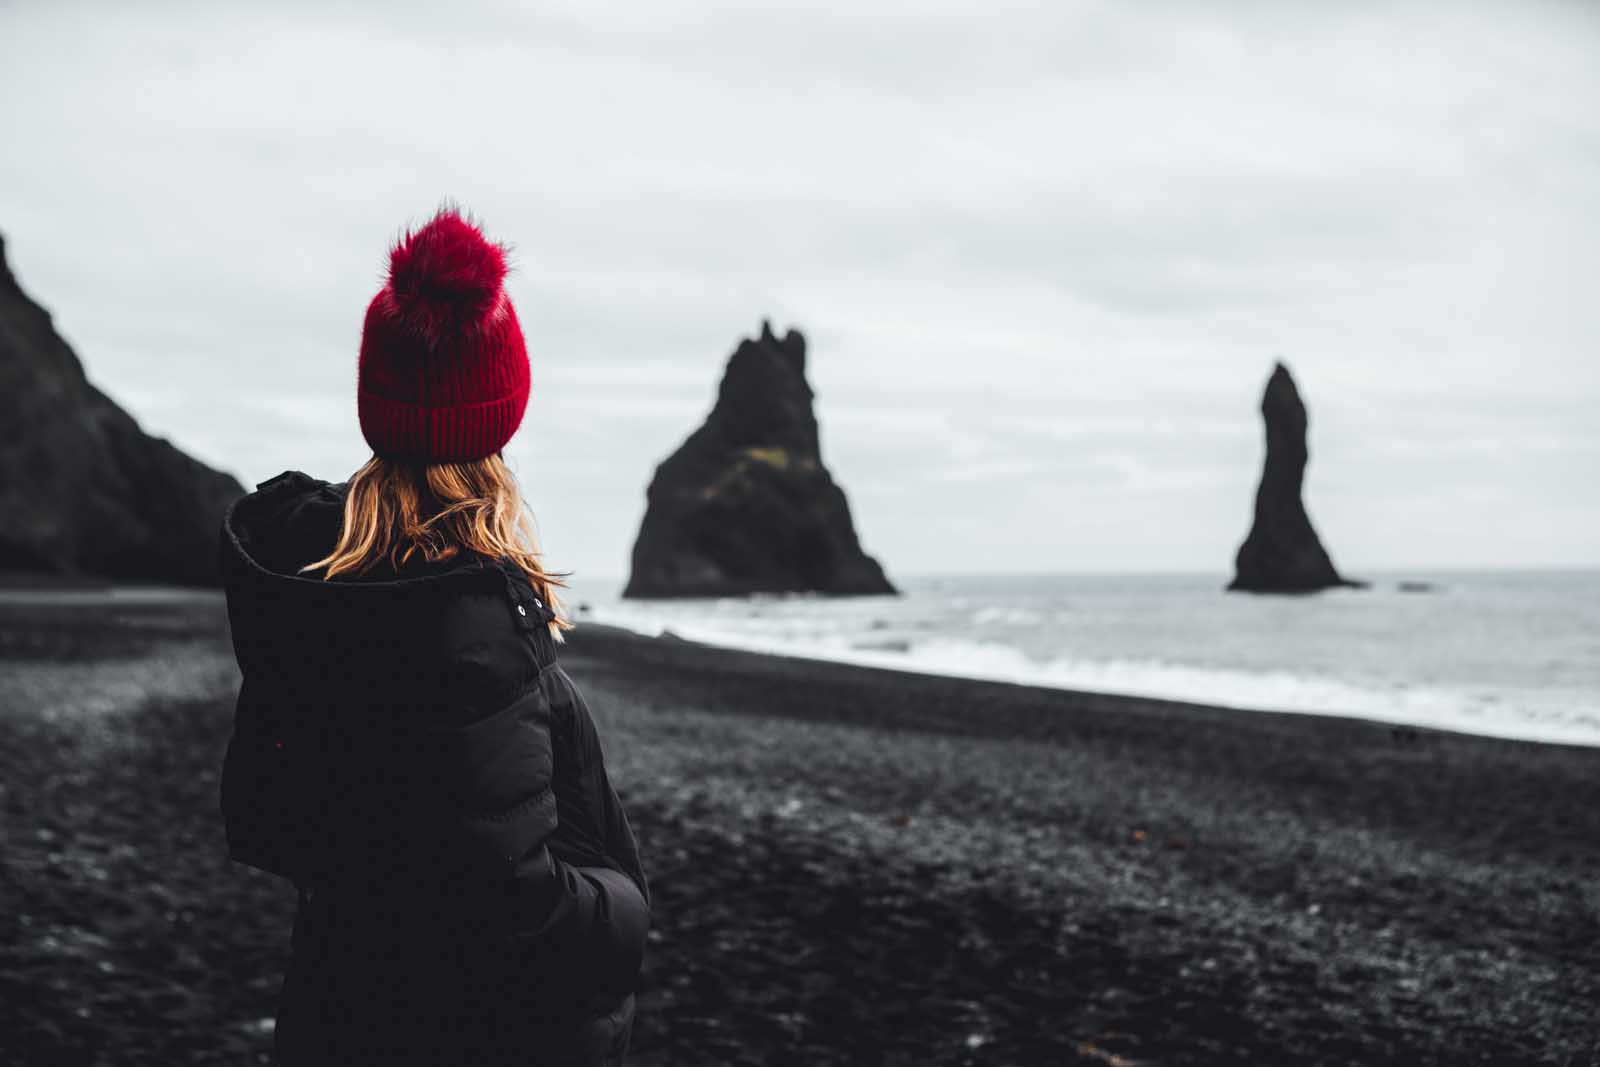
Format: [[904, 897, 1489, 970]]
[[571, 569, 1600, 747]]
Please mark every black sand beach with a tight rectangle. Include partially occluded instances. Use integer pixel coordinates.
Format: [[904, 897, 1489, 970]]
[[1, 592, 1597, 1066]]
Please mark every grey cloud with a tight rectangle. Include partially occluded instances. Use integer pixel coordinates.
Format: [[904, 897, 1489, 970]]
[[1, 0, 1596, 576]]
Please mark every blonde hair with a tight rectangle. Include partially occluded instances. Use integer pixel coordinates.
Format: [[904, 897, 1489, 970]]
[[302, 453, 570, 635]]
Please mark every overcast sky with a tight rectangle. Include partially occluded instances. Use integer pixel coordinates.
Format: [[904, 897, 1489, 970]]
[[2, 1, 1596, 583]]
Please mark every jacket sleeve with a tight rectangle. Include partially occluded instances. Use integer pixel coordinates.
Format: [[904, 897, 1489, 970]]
[[503, 664, 651, 996], [541, 665, 650, 905], [219, 676, 316, 884], [508, 848, 649, 999]]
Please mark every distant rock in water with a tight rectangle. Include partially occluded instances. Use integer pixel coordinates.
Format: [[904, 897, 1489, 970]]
[[0, 233, 244, 585], [1229, 362, 1360, 594], [624, 321, 895, 599]]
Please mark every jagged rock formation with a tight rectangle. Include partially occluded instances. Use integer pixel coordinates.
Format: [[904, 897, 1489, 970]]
[[1229, 362, 1360, 593], [0, 233, 244, 585], [625, 321, 895, 599]]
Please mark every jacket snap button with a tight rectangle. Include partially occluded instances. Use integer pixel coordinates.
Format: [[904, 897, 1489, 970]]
[[516, 605, 527, 617]]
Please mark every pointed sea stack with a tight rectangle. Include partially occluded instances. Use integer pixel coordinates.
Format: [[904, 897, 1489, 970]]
[[1228, 362, 1359, 593], [0, 232, 244, 585], [624, 321, 895, 599]]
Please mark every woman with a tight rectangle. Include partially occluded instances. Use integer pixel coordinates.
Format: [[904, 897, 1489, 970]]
[[218, 208, 649, 1066]]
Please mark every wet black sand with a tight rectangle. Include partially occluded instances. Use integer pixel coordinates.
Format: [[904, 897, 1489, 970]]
[[1, 593, 1597, 1065]]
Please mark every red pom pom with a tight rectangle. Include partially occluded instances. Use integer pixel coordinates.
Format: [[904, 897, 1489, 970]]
[[386, 208, 507, 341]]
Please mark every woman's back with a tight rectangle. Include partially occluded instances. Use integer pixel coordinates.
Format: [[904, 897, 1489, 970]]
[[217, 210, 648, 1066], [223, 470, 647, 1065]]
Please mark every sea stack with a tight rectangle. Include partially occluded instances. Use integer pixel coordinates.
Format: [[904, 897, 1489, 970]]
[[624, 321, 895, 599], [0, 232, 244, 585], [1229, 362, 1357, 593]]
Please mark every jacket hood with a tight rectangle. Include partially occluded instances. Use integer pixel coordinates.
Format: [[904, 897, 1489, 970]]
[[221, 469, 508, 590], [219, 471, 553, 727]]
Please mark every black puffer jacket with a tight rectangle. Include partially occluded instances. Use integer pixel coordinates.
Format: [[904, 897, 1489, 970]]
[[219, 471, 649, 1066]]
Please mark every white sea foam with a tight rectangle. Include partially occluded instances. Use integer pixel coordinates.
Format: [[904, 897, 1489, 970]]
[[577, 571, 1600, 748]]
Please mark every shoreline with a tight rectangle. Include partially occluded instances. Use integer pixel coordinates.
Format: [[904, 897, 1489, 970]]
[[571, 567, 1599, 750], [572, 618, 1600, 751]]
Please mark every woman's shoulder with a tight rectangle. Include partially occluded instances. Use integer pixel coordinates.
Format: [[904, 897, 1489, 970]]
[[232, 470, 346, 539], [246, 469, 346, 504], [224, 471, 347, 579]]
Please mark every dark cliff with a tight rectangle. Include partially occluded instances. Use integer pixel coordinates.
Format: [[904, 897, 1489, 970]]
[[624, 322, 895, 599], [0, 233, 245, 586], [1229, 362, 1359, 593]]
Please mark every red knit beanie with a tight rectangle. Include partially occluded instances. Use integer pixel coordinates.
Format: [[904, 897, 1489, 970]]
[[357, 208, 530, 462]]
